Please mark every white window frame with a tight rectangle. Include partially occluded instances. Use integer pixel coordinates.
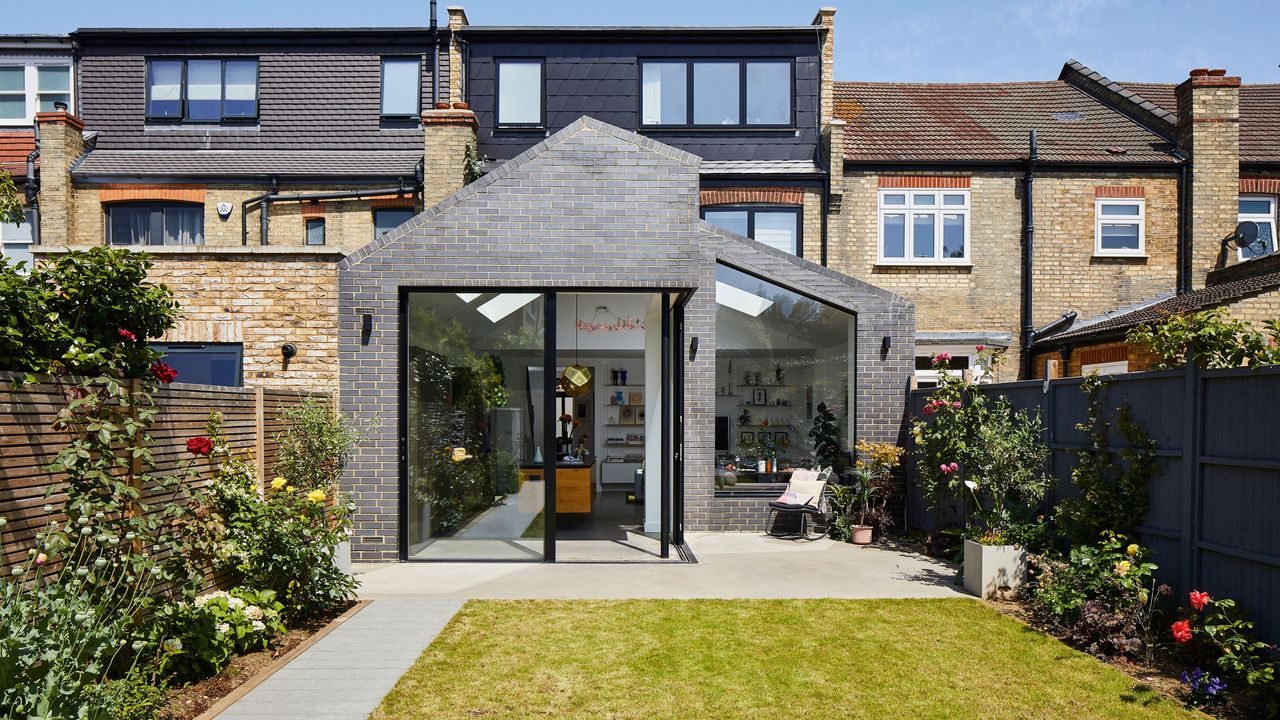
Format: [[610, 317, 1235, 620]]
[[1094, 198, 1146, 257], [1082, 360, 1129, 375], [913, 345, 993, 387], [0, 59, 74, 126], [877, 189, 970, 265], [1237, 194, 1277, 261]]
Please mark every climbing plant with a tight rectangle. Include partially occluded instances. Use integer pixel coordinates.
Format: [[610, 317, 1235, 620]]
[[1127, 308, 1280, 370]]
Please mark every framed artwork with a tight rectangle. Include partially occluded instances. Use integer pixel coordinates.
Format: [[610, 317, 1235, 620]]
[[629, 391, 643, 405], [752, 388, 767, 405], [740, 431, 755, 444], [775, 431, 789, 446], [620, 406, 635, 423]]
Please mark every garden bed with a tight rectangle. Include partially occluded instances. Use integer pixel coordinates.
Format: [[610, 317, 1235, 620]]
[[160, 601, 362, 720]]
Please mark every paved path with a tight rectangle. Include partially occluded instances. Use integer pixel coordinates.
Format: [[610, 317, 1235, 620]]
[[215, 598, 463, 720]]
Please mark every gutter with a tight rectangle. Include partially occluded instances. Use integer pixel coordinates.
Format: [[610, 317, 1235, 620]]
[[240, 176, 419, 246]]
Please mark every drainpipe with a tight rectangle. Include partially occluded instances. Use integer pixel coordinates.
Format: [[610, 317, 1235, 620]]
[[1172, 149, 1190, 294], [814, 135, 830, 266], [25, 124, 40, 247], [1020, 130, 1038, 379], [241, 182, 419, 245], [430, 0, 440, 107]]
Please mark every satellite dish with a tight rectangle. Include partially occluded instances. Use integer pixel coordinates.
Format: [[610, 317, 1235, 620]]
[[1227, 221, 1260, 249]]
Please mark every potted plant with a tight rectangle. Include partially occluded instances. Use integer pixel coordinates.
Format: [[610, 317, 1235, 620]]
[[827, 441, 902, 545]]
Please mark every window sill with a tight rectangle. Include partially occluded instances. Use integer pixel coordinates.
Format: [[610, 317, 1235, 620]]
[[874, 261, 973, 270], [638, 126, 798, 134], [1091, 253, 1148, 261]]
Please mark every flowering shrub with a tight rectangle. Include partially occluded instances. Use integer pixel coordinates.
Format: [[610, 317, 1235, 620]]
[[274, 395, 364, 492], [1181, 667, 1227, 708], [1128, 307, 1280, 370], [155, 587, 286, 682], [1027, 533, 1166, 659], [1172, 590, 1279, 713]]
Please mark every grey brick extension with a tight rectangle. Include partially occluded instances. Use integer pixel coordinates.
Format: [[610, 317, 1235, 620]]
[[338, 117, 914, 561]]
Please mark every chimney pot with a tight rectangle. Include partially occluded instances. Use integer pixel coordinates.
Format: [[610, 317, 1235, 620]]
[[1190, 68, 1210, 77], [53, 101, 68, 111], [1208, 68, 1227, 77]]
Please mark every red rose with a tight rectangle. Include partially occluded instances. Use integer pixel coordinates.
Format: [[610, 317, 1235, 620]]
[[1189, 590, 1211, 612], [118, 328, 137, 342], [1171, 619, 1193, 643], [151, 361, 178, 384], [186, 436, 214, 456]]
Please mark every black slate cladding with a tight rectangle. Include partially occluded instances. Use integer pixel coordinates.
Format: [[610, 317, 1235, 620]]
[[462, 35, 821, 164]]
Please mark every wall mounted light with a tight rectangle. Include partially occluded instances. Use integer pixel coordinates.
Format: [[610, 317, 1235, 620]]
[[881, 336, 892, 354], [689, 336, 699, 361], [361, 313, 373, 346]]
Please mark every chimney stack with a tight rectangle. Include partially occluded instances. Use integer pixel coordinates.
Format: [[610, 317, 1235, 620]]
[[34, 109, 86, 247], [1176, 67, 1241, 288]]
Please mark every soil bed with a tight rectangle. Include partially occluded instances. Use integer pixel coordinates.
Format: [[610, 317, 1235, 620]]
[[158, 603, 352, 720]]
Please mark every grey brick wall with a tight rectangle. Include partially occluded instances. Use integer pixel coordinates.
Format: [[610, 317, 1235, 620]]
[[339, 116, 913, 560]]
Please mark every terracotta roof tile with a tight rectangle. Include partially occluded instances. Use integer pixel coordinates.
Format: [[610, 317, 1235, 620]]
[[834, 80, 1176, 165], [1109, 80, 1280, 165]]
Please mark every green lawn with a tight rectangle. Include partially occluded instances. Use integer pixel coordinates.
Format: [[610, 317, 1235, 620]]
[[372, 598, 1201, 720]]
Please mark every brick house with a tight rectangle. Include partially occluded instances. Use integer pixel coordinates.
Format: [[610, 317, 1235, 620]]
[[1028, 64, 1280, 374]]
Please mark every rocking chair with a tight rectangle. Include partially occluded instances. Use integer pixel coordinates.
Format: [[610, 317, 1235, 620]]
[[765, 468, 832, 540]]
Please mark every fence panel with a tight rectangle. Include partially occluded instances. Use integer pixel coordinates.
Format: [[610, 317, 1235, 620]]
[[0, 372, 329, 579], [906, 364, 1280, 642]]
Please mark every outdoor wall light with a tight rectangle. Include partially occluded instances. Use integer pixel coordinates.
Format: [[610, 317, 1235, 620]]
[[361, 313, 373, 345], [281, 343, 297, 361], [689, 336, 699, 361], [881, 336, 892, 354]]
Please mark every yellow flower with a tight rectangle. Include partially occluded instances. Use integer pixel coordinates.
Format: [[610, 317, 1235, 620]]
[[1114, 560, 1131, 576], [270, 477, 287, 490], [306, 489, 326, 504], [1126, 544, 1139, 557], [285, 485, 294, 493]]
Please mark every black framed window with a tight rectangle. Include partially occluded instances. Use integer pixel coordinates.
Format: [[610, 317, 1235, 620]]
[[381, 57, 420, 118], [702, 206, 802, 256], [305, 218, 326, 246], [495, 59, 544, 128], [640, 60, 793, 128], [146, 58, 259, 121], [107, 202, 204, 246], [373, 207, 414, 240], [152, 343, 243, 387]]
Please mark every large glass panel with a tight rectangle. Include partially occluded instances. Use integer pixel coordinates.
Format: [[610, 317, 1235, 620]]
[[753, 211, 799, 254], [186, 60, 222, 121], [745, 61, 789, 125], [162, 204, 204, 245], [497, 61, 542, 126], [1100, 223, 1140, 251], [147, 60, 183, 118], [153, 343, 242, 387], [912, 213, 935, 258], [381, 58, 419, 117], [37, 65, 71, 112], [714, 265, 854, 492], [702, 209, 748, 238], [882, 213, 905, 258], [406, 292, 546, 560], [693, 62, 739, 125], [108, 205, 152, 245], [641, 62, 686, 125], [223, 60, 258, 118]]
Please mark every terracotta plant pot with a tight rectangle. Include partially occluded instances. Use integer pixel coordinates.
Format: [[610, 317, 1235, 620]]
[[850, 525, 874, 545]]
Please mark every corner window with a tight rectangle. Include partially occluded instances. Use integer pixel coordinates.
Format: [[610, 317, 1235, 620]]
[[640, 60, 792, 128], [305, 218, 326, 246], [107, 202, 204, 246], [146, 59, 259, 121], [0, 62, 74, 124], [381, 57, 420, 118], [1, 208, 33, 271], [1094, 199, 1145, 256], [495, 59, 543, 128], [152, 343, 243, 387], [703, 206, 802, 256], [1238, 195, 1276, 260], [878, 190, 969, 263], [373, 207, 414, 240]]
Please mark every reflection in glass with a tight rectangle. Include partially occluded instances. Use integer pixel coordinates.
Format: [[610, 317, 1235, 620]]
[[912, 213, 935, 258], [694, 63, 739, 125], [497, 61, 542, 125], [641, 62, 687, 125], [882, 213, 905, 257], [746, 62, 789, 125], [406, 292, 546, 560], [714, 265, 854, 491]]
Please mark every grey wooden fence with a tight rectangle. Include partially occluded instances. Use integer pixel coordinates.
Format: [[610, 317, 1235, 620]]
[[907, 364, 1280, 642]]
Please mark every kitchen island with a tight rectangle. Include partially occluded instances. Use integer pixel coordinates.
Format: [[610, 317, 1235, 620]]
[[518, 459, 596, 515]]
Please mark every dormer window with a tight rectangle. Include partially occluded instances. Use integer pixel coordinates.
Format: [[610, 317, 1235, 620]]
[[640, 59, 792, 128], [146, 59, 259, 122], [495, 59, 544, 128]]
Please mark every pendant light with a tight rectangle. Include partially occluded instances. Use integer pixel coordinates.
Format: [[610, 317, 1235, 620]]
[[561, 295, 593, 397]]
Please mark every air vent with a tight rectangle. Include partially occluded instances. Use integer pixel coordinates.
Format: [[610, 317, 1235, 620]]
[[1051, 111, 1083, 122]]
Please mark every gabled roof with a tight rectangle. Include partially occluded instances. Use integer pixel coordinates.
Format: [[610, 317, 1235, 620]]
[[1036, 254, 1280, 346], [1061, 60, 1280, 165], [0, 130, 35, 180], [834, 79, 1176, 165]]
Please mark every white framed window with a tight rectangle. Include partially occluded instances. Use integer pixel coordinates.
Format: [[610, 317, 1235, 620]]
[[912, 345, 996, 388], [1082, 360, 1129, 375], [1, 208, 33, 271], [878, 189, 969, 264], [495, 59, 544, 128], [1238, 195, 1276, 260], [1094, 199, 1146, 256], [0, 60, 73, 125]]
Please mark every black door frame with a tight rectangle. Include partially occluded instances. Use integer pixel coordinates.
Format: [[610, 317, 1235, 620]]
[[398, 286, 693, 563]]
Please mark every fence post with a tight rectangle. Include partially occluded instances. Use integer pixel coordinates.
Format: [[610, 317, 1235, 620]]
[[255, 386, 266, 494], [1178, 355, 1201, 594]]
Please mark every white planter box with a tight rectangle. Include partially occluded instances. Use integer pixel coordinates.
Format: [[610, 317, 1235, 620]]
[[333, 538, 352, 576], [963, 539, 1026, 600]]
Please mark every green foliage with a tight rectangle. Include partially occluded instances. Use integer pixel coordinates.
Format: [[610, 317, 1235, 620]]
[[1055, 373, 1158, 546], [0, 168, 23, 226], [275, 395, 365, 492], [1027, 533, 1166, 660], [155, 587, 286, 682], [808, 402, 845, 472], [1127, 307, 1280, 370], [1178, 593, 1280, 715], [87, 676, 168, 720], [463, 142, 486, 184], [1, 246, 179, 376]]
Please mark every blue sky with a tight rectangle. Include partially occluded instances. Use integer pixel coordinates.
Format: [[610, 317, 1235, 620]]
[[6, 0, 1278, 83]]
